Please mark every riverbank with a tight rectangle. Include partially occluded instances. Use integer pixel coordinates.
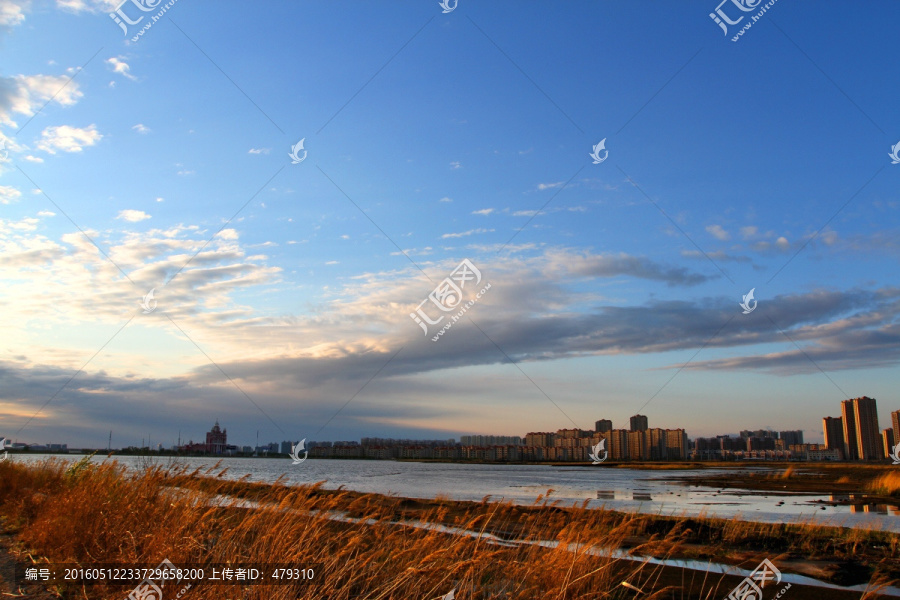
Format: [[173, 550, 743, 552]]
[[1, 457, 898, 599], [656, 463, 900, 505]]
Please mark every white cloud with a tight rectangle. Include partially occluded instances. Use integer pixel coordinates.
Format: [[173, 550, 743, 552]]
[[325, 260, 339, 265], [0, 185, 22, 204], [0, 74, 83, 127], [472, 208, 494, 216], [218, 228, 239, 240], [23, 155, 43, 163], [56, 0, 120, 13], [36, 124, 102, 154], [248, 148, 270, 155], [37, 210, 55, 217], [740, 226, 758, 239], [0, 0, 28, 26], [439, 197, 453, 203], [705, 224, 730, 241], [132, 123, 150, 134], [441, 228, 494, 239], [116, 209, 151, 222], [106, 56, 136, 81], [155, 197, 164, 202], [512, 210, 538, 217], [821, 230, 838, 246], [450, 161, 461, 169], [775, 236, 790, 250], [537, 182, 564, 191], [177, 169, 195, 176]]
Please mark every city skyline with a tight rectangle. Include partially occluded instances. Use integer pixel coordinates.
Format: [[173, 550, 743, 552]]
[[2, 3, 899, 449], [5, 400, 897, 456]]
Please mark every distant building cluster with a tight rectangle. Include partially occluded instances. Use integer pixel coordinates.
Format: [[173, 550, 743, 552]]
[[691, 430, 831, 461], [179, 421, 231, 455], [21, 396, 893, 463], [821, 397, 900, 461], [298, 416, 689, 462], [3, 443, 68, 452], [524, 418, 689, 462]]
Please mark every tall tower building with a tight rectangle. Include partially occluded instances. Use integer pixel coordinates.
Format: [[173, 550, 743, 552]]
[[822, 416, 844, 456], [892, 410, 900, 452], [852, 396, 881, 460], [629, 414, 648, 432], [882, 429, 896, 460], [664, 429, 688, 460], [840, 400, 859, 460], [648, 428, 666, 460], [627, 430, 648, 460], [607, 430, 629, 460], [779, 430, 803, 446], [594, 419, 613, 433]]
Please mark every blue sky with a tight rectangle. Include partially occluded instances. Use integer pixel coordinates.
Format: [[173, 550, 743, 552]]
[[1, 0, 898, 449]]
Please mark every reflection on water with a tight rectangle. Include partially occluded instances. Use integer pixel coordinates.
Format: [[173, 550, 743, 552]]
[[829, 494, 900, 515], [850, 504, 900, 515]]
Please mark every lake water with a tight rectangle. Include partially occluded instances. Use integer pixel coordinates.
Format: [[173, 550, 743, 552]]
[[13, 455, 900, 532]]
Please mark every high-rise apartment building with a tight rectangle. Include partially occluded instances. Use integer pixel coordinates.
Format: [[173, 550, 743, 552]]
[[822, 416, 844, 455], [840, 400, 860, 460], [595, 419, 613, 433], [460, 435, 523, 446], [525, 432, 555, 447], [665, 429, 688, 460], [648, 428, 666, 460], [740, 429, 776, 440], [607, 429, 629, 460], [852, 396, 881, 460], [779, 430, 803, 446], [892, 410, 900, 452], [629, 415, 649, 432], [882, 428, 895, 460], [627, 430, 648, 460], [840, 397, 881, 460]]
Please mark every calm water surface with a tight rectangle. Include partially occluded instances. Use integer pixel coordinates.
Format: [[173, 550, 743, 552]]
[[15, 455, 899, 532]]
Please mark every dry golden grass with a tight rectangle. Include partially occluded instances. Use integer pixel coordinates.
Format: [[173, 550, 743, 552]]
[[778, 466, 796, 479], [0, 458, 898, 599], [868, 471, 900, 497]]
